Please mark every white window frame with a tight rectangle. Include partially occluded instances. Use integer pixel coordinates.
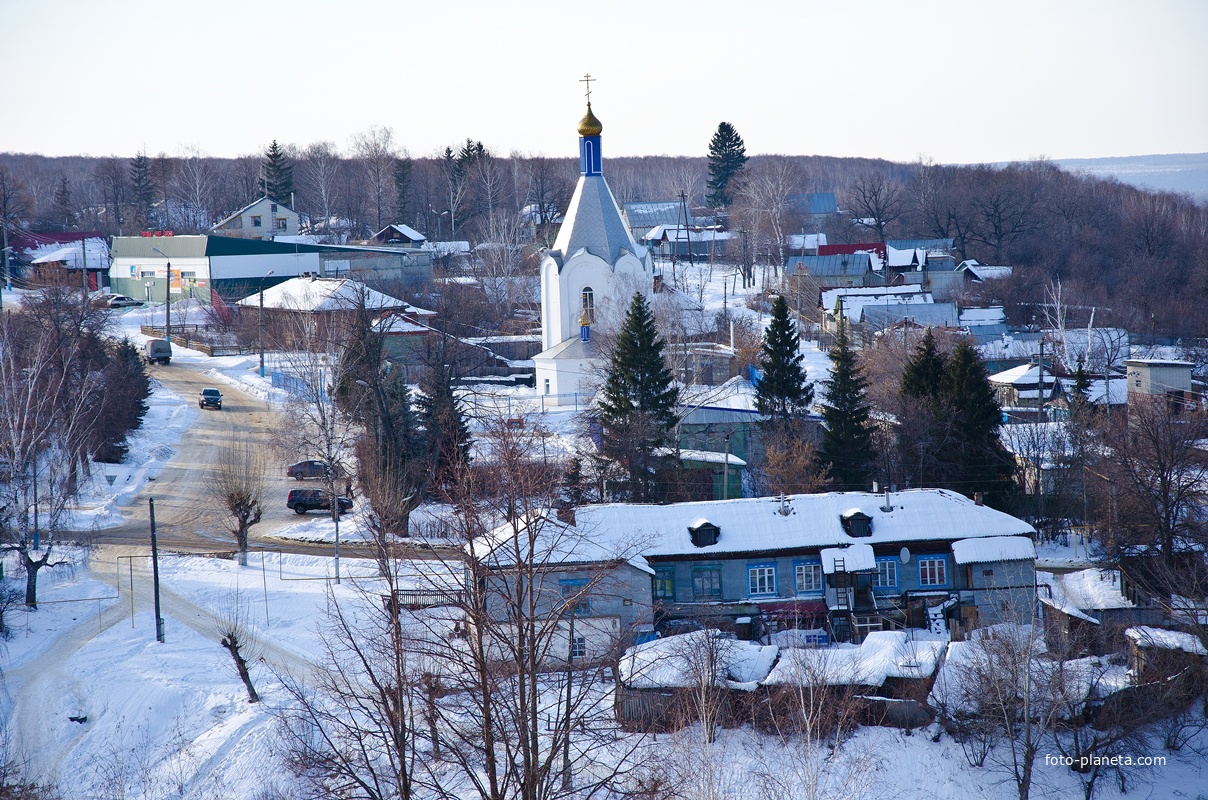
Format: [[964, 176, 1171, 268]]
[[795, 561, 823, 593], [918, 557, 947, 587], [748, 564, 776, 597], [873, 558, 898, 589], [570, 635, 587, 660]]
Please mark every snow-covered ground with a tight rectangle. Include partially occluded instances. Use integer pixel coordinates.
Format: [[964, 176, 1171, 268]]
[[7, 545, 1206, 798], [4, 277, 1207, 796]]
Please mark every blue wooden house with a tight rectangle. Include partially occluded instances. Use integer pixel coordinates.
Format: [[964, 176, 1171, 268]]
[[538, 489, 1036, 644]]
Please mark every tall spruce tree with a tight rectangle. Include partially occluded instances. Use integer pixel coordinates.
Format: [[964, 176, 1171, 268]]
[[819, 326, 875, 490], [418, 358, 471, 491], [129, 151, 156, 230], [261, 140, 294, 205], [756, 294, 813, 418], [942, 341, 1014, 499], [598, 293, 680, 499], [52, 175, 75, 229], [706, 122, 748, 208], [901, 329, 947, 400]]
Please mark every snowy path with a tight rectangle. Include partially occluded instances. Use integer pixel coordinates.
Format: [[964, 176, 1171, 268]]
[[1, 545, 325, 787]]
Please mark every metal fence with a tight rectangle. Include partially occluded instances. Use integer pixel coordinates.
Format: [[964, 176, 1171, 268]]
[[272, 370, 327, 402]]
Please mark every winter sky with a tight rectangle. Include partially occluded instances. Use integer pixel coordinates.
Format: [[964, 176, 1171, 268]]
[[3, 0, 1206, 164]]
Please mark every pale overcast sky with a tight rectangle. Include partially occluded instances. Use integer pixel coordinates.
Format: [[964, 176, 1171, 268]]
[[3, 0, 1206, 164]]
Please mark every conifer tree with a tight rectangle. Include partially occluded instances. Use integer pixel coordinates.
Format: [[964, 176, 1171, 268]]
[[942, 341, 1014, 499], [706, 122, 748, 208], [901, 328, 947, 400], [418, 359, 471, 491], [599, 293, 679, 433], [1072, 359, 1091, 405], [52, 176, 75, 229], [598, 293, 680, 499], [261, 140, 294, 205], [756, 294, 812, 418], [129, 151, 156, 229], [819, 326, 875, 490]]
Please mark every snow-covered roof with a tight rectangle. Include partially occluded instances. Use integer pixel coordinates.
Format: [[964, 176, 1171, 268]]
[[234, 277, 408, 312], [765, 631, 947, 687], [643, 225, 734, 243], [1037, 568, 1133, 617], [1000, 422, 1075, 461], [989, 363, 1061, 388], [821, 286, 932, 321], [959, 262, 1014, 281], [28, 237, 109, 270], [474, 512, 653, 575], [820, 284, 924, 308], [373, 316, 429, 335], [886, 246, 926, 268], [786, 233, 827, 250], [960, 306, 1007, 326], [951, 536, 1035, 565], [1125, 626, 1207, 655], [619, 630, 778, 690], [677, 448, 747, 467], [679, 376, 761, 415], [1087, 378, 1128, 406], [374, 223, 426, 242], [820, 543, 876, 574], [561, 489, 1035, 560], [422, 240, 471, 255]]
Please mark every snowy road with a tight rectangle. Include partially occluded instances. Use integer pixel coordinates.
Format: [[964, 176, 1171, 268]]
[[83, 361, 306, 551]]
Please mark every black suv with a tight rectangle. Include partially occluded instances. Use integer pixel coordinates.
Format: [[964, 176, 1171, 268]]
[[199, 388, 223, 409], [287, 489, 353, 515]]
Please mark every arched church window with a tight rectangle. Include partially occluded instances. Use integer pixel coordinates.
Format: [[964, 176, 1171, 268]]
[[580, 287, 594, 323]]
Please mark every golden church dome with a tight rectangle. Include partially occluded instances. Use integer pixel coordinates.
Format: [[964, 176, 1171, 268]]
[[577, 103, 603, 137]]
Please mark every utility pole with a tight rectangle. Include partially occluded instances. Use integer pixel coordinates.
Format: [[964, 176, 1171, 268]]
[[80, 235, 88, 303], [149, 498, 165, 643]]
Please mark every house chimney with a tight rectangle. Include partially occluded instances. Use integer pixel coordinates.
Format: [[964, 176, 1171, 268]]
[[556, 506, 576, 527], [974, 492, 984, 506]]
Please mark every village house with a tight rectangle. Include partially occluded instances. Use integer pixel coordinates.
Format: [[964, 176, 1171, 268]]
[[234, 275, 430, 351], [509, 489, 1037, 650], [7, 230, 108, 290], [210, 196, 300, 240], [369, 224, 427, 248]]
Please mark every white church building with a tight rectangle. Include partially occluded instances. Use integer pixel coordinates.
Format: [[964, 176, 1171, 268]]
[[533, 100, 654, 405]]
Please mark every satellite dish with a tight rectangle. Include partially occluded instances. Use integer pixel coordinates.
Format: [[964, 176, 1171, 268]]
[[900, 547, 911, 564]]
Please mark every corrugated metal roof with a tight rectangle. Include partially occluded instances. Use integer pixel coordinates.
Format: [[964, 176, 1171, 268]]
[[786, 192, 839, 215], [862, 302, 958, 330], [788, 253, 873, 277], [110, 236, 210, 259], [623, 201, 683, 229]]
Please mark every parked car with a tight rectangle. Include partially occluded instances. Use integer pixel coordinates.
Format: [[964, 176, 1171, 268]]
[[287, 489, 353, 515], [144, 338, 172, 365], [100, 293, 143, 308], [286, 459, 343, 480], [198, 388, 223, 409]]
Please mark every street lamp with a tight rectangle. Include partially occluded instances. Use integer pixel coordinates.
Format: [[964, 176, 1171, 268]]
[[258, 270, 275, 378], [151, 246, 171, 341]]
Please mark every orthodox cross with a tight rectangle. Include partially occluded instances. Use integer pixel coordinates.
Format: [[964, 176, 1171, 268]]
[[580, 73, 594, 103]]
